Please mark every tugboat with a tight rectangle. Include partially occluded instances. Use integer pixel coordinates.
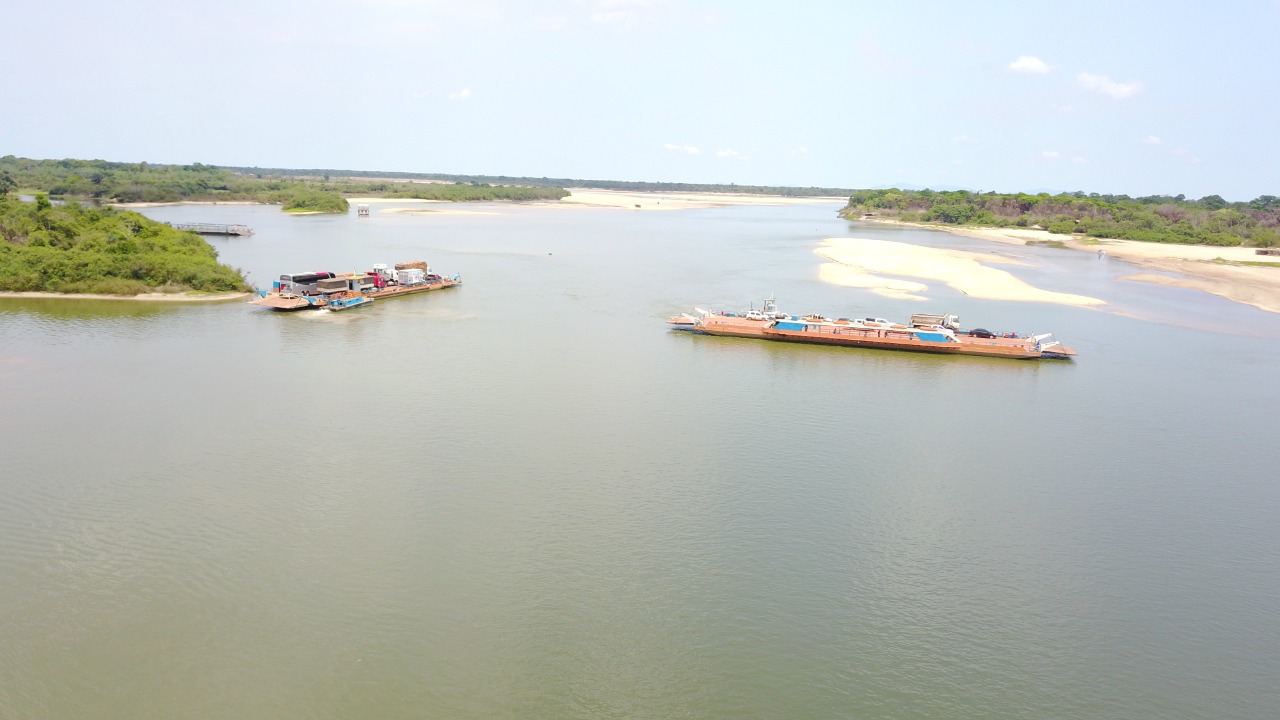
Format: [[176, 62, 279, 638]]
[[325, 291, 374, 311]]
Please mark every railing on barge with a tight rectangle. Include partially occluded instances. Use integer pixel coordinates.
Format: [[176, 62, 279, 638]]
[[169, 223, 253, 236]]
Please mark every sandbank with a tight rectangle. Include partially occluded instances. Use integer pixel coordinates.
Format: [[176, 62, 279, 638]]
[[859, 216, 1280, 313], [816, 237, 1105, 306], [111, 201, 265, 208], [0, 291, 252, 303], [378, 207, 502, 216], [548, 188, 847, 211], [344, 197, 450, 204]]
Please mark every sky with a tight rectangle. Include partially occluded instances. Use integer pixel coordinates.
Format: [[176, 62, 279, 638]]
[[3, 0, 1278, 200]]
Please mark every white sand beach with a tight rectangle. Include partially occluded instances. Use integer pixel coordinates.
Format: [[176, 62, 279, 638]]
[[859, 217, 1280, 313], [377, 207, 503, 216], [111, 201, 265, 208], [816, 237, 1106, 306], [550, 188, 846, 211]]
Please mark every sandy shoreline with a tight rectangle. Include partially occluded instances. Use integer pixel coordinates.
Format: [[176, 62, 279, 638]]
[[551, 188, 847, 211], [0, 291, 253, 303], [111, 201, 266, 208], [817, 238, 1105, 306], [113, 190, 844, 213], [859, 217, 1280, 314], [348, 189, 846, 214]]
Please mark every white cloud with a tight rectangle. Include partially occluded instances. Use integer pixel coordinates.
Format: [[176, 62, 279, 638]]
[[448, 88, 472, 101], [1041, 150, 1060, 159], [790, 146, 808, 156], [664, 143, 700, 155], [1053, 104, 1075, 113], [1008, 55, 1050, 74], [1173, 147, 1201, 164], [1077, 73, 1141, 99], [1144, 135, 1162, 145], [715, 149, 740, 158], [1071, 156, 1088, 165], [953, 134, 977, 144]]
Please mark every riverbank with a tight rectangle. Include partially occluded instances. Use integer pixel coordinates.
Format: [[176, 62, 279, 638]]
[[349, 190, 846, 213], [551, 188, 846, 211], [856, 217, 1280, 314], [0, 291, 252, 302], [111, 200, 265, 208]]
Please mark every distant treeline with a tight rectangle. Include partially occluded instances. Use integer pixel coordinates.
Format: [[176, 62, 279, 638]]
[[842, 189, 1280, 247], [0, 156, 569, 207], [0, 192, 250, 295], [223, 165, 854, 197]]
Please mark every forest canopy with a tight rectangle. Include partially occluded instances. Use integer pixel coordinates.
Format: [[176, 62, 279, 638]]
[[0, 192, 250, 295], [0, 156, 572, 207], [842, 189, 1280, 247]]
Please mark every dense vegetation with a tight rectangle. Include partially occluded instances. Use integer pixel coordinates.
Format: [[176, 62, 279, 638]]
[[1, 156, 571, 207], [282, 190, 349, 213], [0, 192, 250, 295], [842, 189, 1280, 247]]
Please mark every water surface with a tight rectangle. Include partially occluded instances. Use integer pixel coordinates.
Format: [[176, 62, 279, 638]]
[[2, 201, 1277, 719]]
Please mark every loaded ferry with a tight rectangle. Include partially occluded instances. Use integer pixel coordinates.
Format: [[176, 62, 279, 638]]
[[250, 261, 461, 311], [669, 297, 1076, 360]]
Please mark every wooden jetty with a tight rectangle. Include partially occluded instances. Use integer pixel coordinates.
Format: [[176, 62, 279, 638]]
[[1256, 248, 1280, 256], [170, 223, 253, 236]]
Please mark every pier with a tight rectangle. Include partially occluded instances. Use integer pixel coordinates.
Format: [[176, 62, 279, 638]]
[[170, 222, 254, 236]]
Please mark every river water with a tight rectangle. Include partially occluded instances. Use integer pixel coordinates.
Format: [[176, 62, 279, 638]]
[[2, 201, 1277, 719]]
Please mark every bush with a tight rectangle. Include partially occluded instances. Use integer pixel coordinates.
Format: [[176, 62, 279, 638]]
[[0, 201, 250, 294]]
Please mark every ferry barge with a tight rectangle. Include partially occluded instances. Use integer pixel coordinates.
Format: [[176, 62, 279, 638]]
[[250, 261, 461, 311], [669, 298, 1076, 360]]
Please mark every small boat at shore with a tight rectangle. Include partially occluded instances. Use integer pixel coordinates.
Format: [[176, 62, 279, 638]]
[[668, 299, 1076, 360], [249, 261, 461, 311]]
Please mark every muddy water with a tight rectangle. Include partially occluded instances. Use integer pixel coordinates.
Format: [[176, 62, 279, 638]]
[[2, 201, 1278, 719]]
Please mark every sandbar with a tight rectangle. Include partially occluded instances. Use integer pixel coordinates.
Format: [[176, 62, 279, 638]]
[[0, 291, 252, 303], [378, 207, 502, 216], [111, 201, 265, 208], [860, 217, 1280, 313], [345, 197, 450, 204], [816, 237, 1105, 306], [547, 188, 847, 211]]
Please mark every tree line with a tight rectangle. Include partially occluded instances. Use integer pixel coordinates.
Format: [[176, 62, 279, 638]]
[[842, 189, 1280, 247], [0, 156, 571, 207], [221, 165, 853, 197]]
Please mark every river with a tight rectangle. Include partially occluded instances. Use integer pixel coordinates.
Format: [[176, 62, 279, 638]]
[[2, 200, 1277, 719]]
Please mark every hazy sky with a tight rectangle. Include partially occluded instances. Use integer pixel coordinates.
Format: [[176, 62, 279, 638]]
[[3, 0, 1277, 199]]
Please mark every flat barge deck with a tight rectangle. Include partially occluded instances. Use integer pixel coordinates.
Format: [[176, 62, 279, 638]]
[[675, 310, 1076, 360]]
